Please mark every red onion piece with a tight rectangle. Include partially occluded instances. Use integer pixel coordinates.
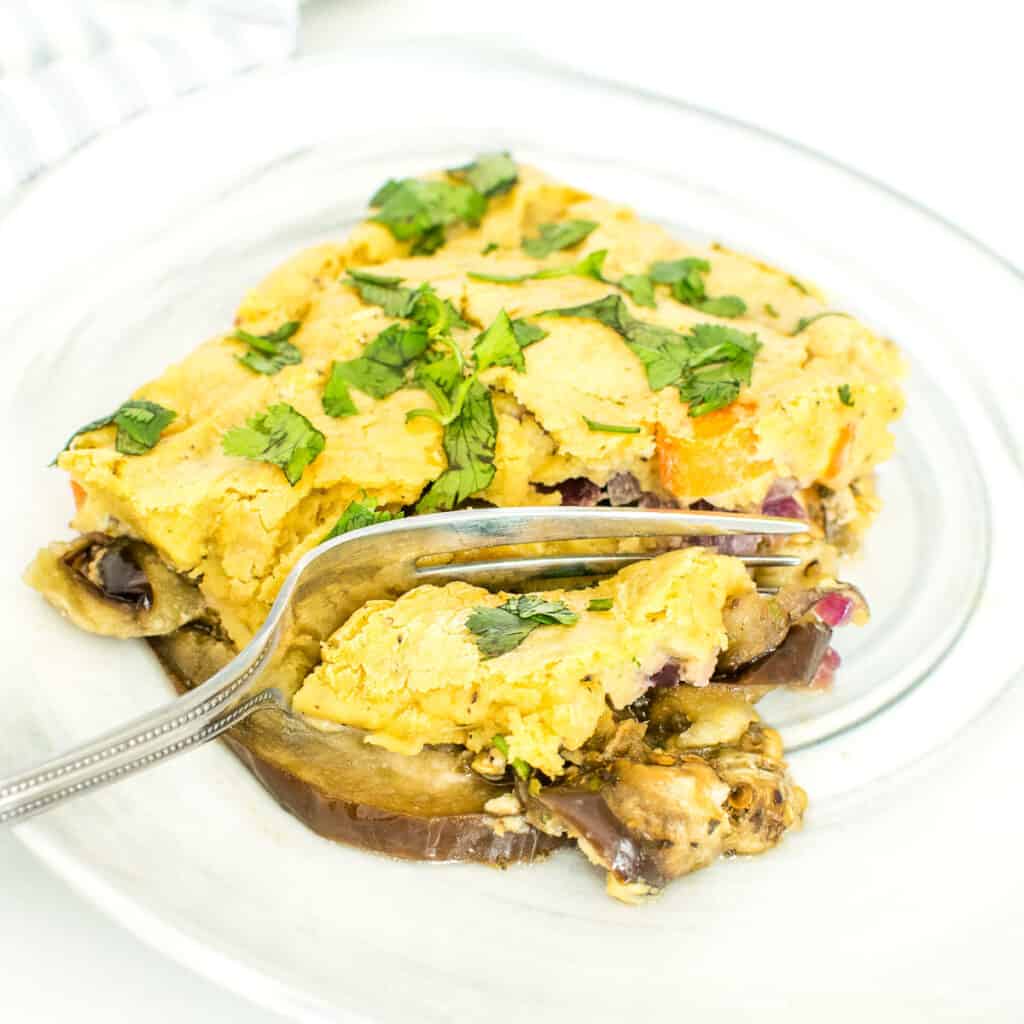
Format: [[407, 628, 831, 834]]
[[762, 495, 806, 519], [541, 477, 602, 506], [762, 478, 806, 519], [647, 661, 680, 688], [605, 472, 643, 507], [809, 646, 841, 689], [815, 592, 855, 627]]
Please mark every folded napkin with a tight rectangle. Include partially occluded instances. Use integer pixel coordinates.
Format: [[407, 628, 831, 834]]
[[0, 0, 298, 194]]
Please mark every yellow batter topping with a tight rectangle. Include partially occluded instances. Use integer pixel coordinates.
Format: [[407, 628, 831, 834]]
[[58, 161, 904, 645], [293, 548, 754, 777]]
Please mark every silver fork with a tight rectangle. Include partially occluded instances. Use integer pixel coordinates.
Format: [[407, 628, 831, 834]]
[[0, 506, 807, 825]]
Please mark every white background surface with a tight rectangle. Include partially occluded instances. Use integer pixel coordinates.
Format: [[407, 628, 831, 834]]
[[3, 2, 1021, 1020]]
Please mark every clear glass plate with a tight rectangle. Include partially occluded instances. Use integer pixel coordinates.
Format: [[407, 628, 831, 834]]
[[1, 41, 1022, 1022]]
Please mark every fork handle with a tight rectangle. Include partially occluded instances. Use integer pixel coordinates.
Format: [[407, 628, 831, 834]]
[[0, 642, 274, 826]]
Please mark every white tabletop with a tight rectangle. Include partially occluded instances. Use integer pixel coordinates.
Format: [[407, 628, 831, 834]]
[[3, 2, 1021, 1021]]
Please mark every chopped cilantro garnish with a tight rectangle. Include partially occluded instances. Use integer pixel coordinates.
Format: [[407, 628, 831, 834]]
[[697, 295, 747, 318], [474, 310, 524, 372], [491, 734, 510, 758], [344, 251, 498, 512], [233, 321, 301, 375], [512, 758, 533, 780], [837, 384, 855, 407], [55, 399, 177, 461], [649, 258, 746, 318], [788, 275, 810, 295], [344, 271, 419, 317], [345, 268, 404, 287], [512, 319, 548, 348], [587, 597, 613, 611], [793, 311, 852, 335], [522, 219, 598, 258], [330, 324, 432, 406], [467, 594, 579, 658], [472, 311, 548, 373], [467, 269, 528, 284], [469, 249, 609, 285], [542, 294, 761, 417], [763, 302, 780, 318], [369, 178, 485, 255], [448, 152, 518, 198], [415, 375, 497, 512], [344, 273, 469, 332], [368, 154, 518, 254], [619, 273, 656, 307], [481, 241, 499, 255], [221, 403, 325, 485], [321, 364, 357, 418], [324, 495, 403, 541], [582, 416, 641, 434]]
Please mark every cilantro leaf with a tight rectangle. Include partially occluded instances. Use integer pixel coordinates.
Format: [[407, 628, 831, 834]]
[[481, 242, 499, 255], [535, 249, 608, 282], [522, 219, 598, 258], [697, 295, 747, 318], [324, 495, 403, 541], [344, 271, 420, 318], [368, 178, 486, 254], [449, 152, 518, 198], [763, 302, 780, 318], [837, 383, 854, 407], [588, 597, 613, 611], [582, 416, 641, 434], [345, 272, 469, 334], [322, 363, 358, 417], [649, 258, 746, 317], [512, 319, 547, 348], [473, 309, 523, 372], [406, 344, 476, 427], [467, 594, 579, 658], [412, 349, 463, 407], [471, 312, 549, 375], [345, 268, 404, 287], [491, 735, 510, 757], [469, 249, 608, 285], [793, 311, 852, 334], [650, 257, 710, 296], [415, 378, 497, 512], [674, 323, 761, 417], [222, 403, 325, 485], [409, 284, 470, 333], [56, 399, 177, 461], [330, 324, 432, 402], [234, 321, 301, 375], [543, 295, 761, 417], [619, 274, 656, 307], [467, 270, 536, 284]]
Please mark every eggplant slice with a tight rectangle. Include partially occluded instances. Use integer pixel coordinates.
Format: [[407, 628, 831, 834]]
[[25, 534, 206, 638], [149, 624, 563, 865], [28, 532, 856, 894]]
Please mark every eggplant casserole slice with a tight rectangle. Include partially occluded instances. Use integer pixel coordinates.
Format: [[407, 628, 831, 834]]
[[27, 155, 902, 903]]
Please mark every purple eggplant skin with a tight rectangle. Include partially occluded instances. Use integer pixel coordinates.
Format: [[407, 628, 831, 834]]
[[717, 622, 833, 689]]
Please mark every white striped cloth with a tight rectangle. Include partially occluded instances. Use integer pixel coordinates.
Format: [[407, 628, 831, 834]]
[[0, 0, 298, 195]]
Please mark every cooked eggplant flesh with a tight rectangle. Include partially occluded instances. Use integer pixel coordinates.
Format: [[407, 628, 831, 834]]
[[25, 534, 206, 638]]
